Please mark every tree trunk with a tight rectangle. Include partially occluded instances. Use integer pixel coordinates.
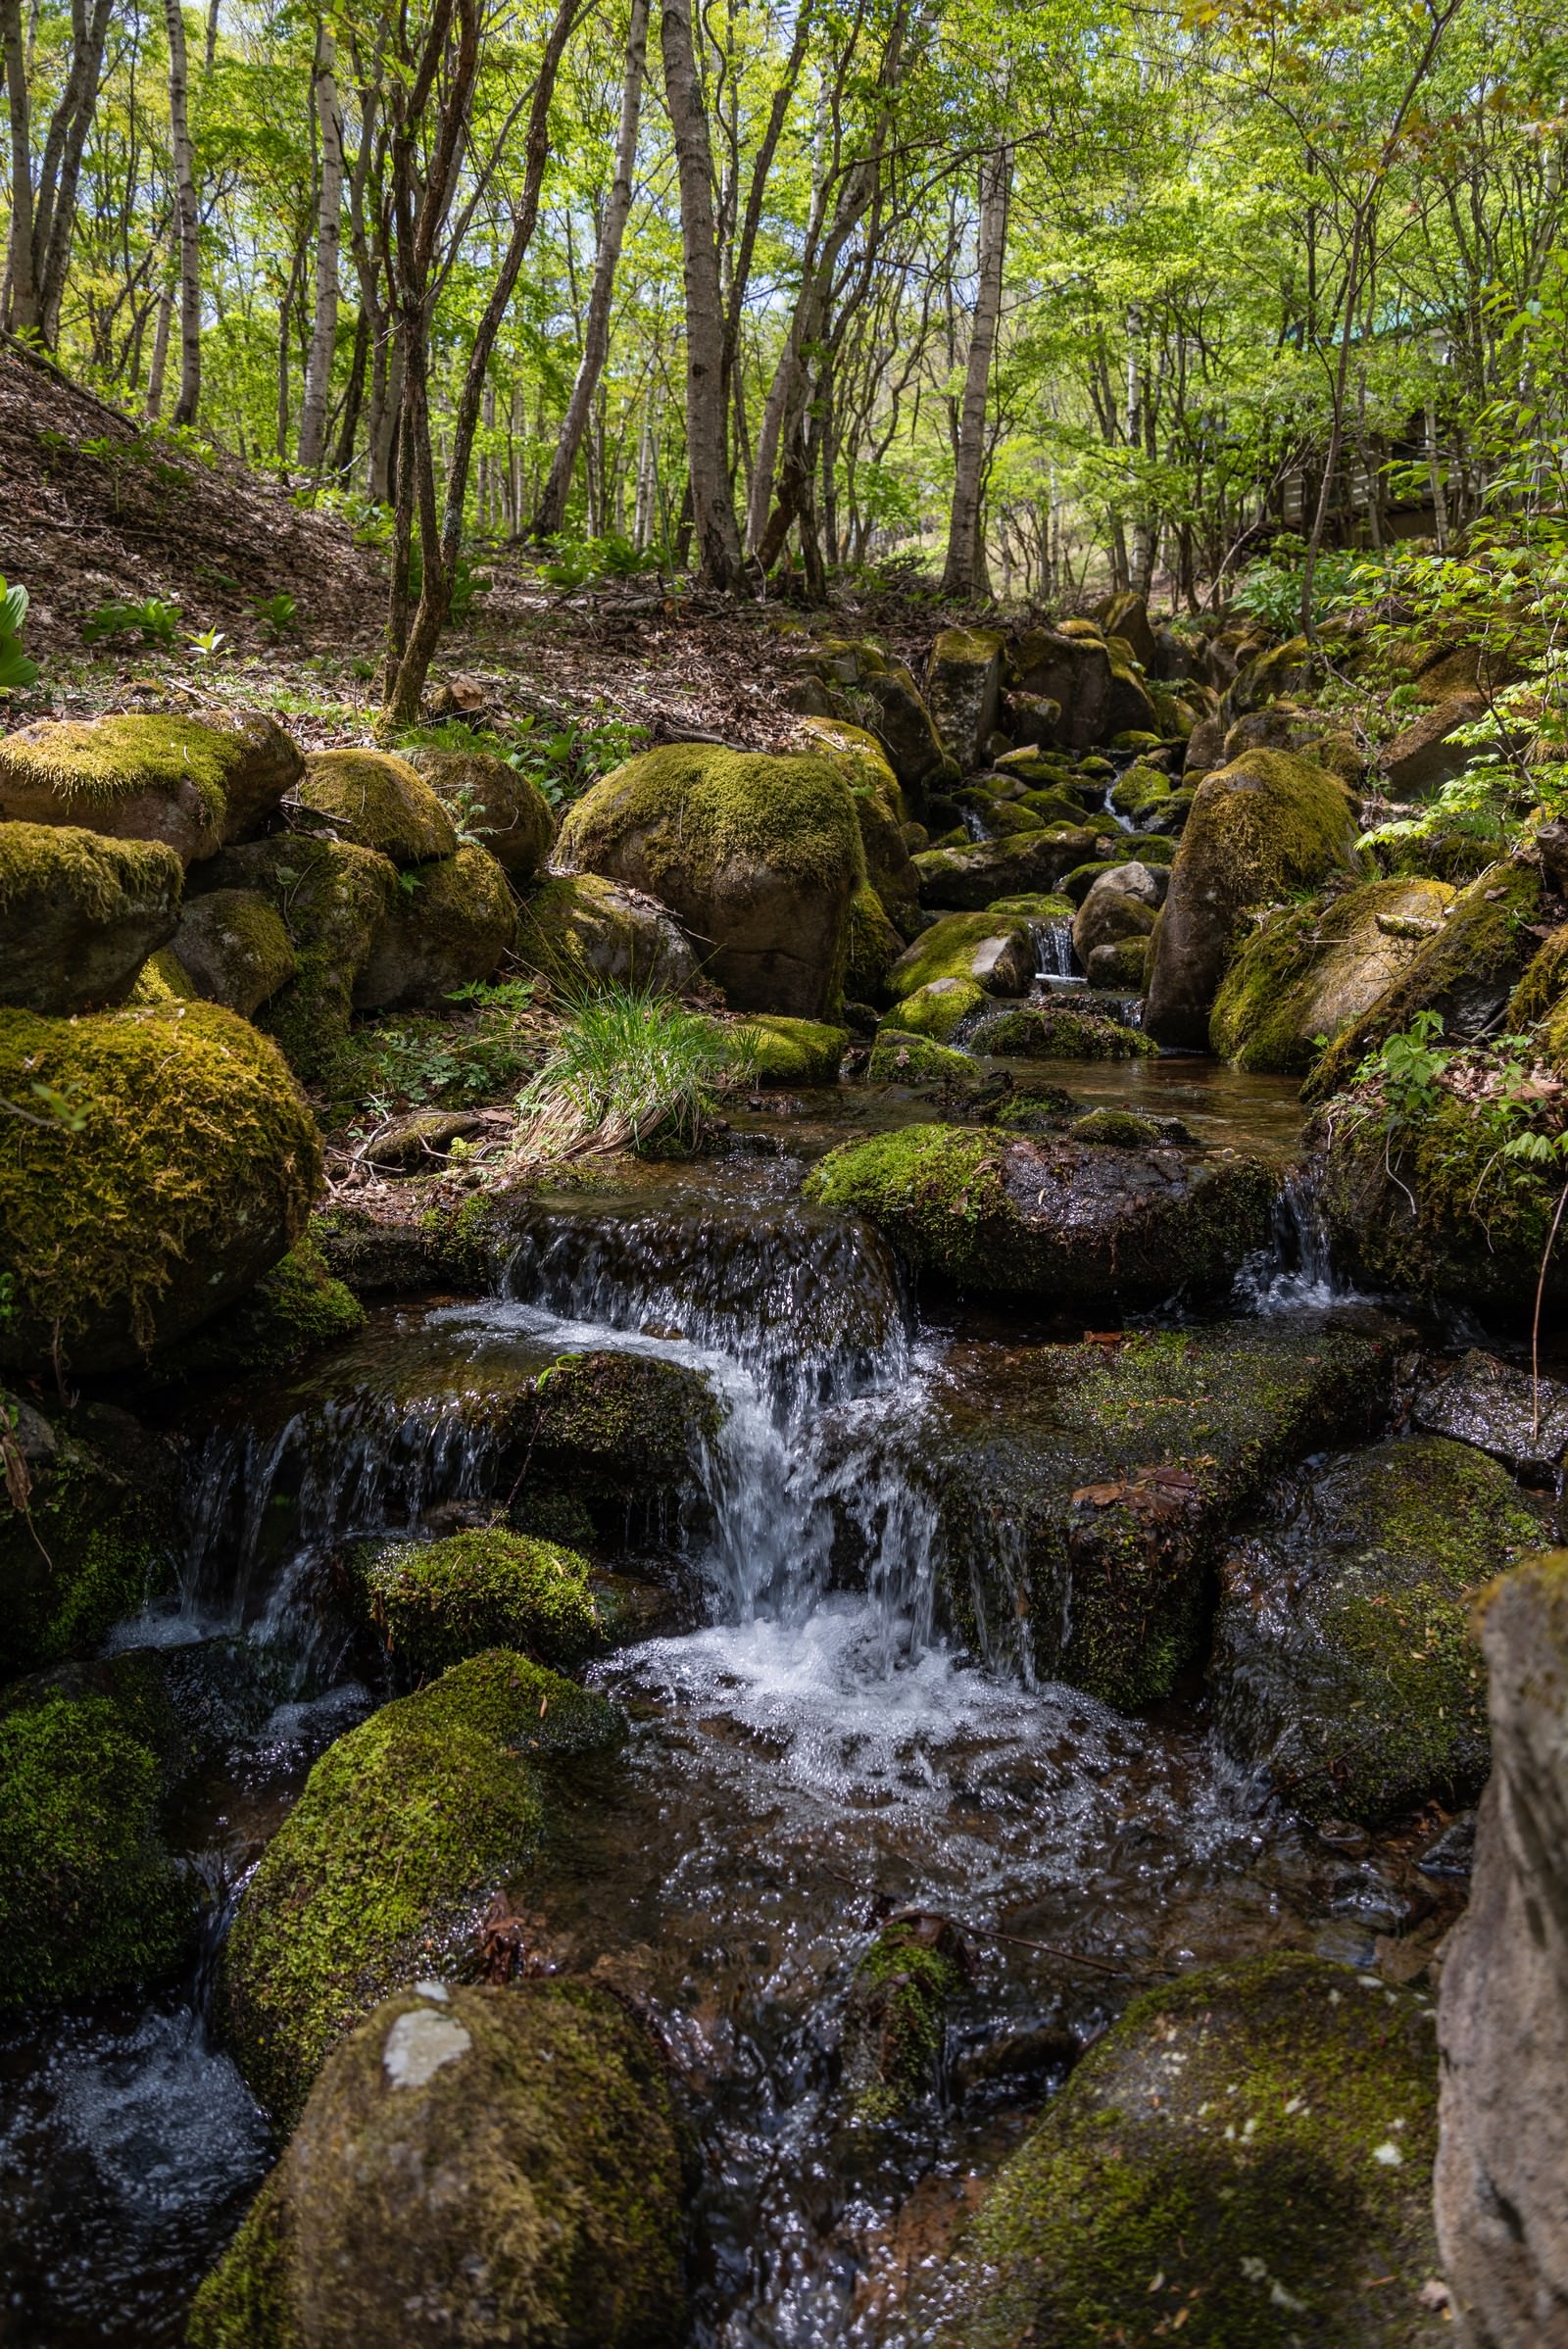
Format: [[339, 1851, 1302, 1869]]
[[144, 268, 173, 417], [298, 21, 344, 470], [941, 142, 1008, 598], [1, 0, 37, 334], [532, 0, 648, 538], [164, 0, 201, 426], [33, 0, 113, 344], [332, 302, 368, 474], [661, 0, 744, 587]]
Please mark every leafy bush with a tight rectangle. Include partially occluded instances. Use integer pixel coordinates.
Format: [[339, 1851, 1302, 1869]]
[[1232, 537, 1370, 632], [0, 577, 38, 691], [255, 591, 300, 639], [538, 531, 662, 591], [82, 596, 182, 647], [512, 986, 753, 1161]]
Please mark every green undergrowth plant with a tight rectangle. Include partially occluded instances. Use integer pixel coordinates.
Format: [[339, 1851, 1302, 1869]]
[[0, 577, 38, 691], [511, 984, 755, 1163], [83, 596, 182, 648]]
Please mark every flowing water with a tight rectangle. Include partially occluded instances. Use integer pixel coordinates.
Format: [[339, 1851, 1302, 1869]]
[[0, 1081, 1466, 2347]]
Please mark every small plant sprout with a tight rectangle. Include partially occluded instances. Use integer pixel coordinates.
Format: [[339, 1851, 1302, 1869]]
[[186, 626, 228, 659], [255, 591, 300, 640], [0, 578, 38, 691]]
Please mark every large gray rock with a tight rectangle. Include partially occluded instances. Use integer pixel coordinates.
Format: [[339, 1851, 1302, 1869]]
[[0, 821, 181, 1011], [172, 885, 295, 1016], [926, 627, 1004, 768], [515, 872, 696, 994], [1383, 692, 1488, 797], [1437, 1549, 1568, 2347], [356, 842, 516, 1010], [912, 826, 1109, 910], [1071, 859, 1163, 968]]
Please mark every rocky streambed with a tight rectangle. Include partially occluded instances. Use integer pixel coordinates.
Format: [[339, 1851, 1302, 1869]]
[[2, 1070, 1559, 2348]]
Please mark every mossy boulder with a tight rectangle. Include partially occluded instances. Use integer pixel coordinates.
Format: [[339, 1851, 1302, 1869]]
[[0, 1394, 178, 1675], [354, 840, 516, 1010], [799, 716, 917, 918], [1210, 876, 1455, 1074], [1099, 590, 1158, 670], [0, 1000, 321, 1372], [1071, 861, 1163, 966], [741, 1013, 848, 1083], [189, 1979, 688, 2349], [1086, 935, 1151, 988], [0, 710, 301, 862], [358, 1528, 605, 1681], [172, 885, 296, 1017], [1010, 627, 1117, 750], [803, 1122, 1270, 1309], [1507, 920, 1568, 1028], [1143, 749, 1363, 1048], [913, 827, 1108, 911], [842, 1915, 965, 2122], [936, 1952, 1441, 2348], [1303, 857, 1544, 1101], [887, 910, 1034, 1000], [406, 744, 555, 877], [1017, 786, 1098, 828], [964, 1003, 1155, 1058], [556, 745, 865, 1017], [152, 1233, 364, 1385], [515, 871, 696, 996], [926, 626, 1005, 767], [867, 1027, 971, 1084], [1072, 1106, 1159, 1147], [0, 1684, 192, 2010], [1108, 760, 1172, 819], [954, 789, 1044, 839], [0, 820, 182, 1012], [200, 835, 399, 1086], [858, 661, 958, 799], [885, 976, 988, 1042], [1223, 633, 1326, 719], [845, 881, 905, 1003], [1212, 1437, 1540, 1826], [220, 1649, 623, 2125], [296, 748, 458, 867]]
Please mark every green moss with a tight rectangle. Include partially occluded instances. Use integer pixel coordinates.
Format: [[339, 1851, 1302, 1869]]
[[1072, 1107, 1159, 1146], [845, 1921, 963, 2122], [0, 818, 180, 918], [0, 712, 243, 819], [867, 1028, 971, 1083], [187, 2176, 295, 2348], [127, 944, 196, 1003], [0, 1409, 175, 1676], [984, 892, 1076, 920], [297, 749, 456, 866], [966, 1003, 1155, 1058], [740, 1013, 849, 1083], [1210, 877, 1453, 1074], [804, 1125, 1003, 1281], [0, 1688, 190, 2009], [150, 1234, 364, 1385], [239, 837, 399, 1088], [941, 1952, 1440, 2348], [559, 744, 865, 900], [886, 910, 1033, 996], [0, 1001, 321, 1370], [845, 881, 905, 1003], [885, 976, 988, 1041], [1107, 761, 1172, 817], [1507, 919, 1568, 1028], [220, 1649, 622, 2125], [359, 1528, 606, 1679]]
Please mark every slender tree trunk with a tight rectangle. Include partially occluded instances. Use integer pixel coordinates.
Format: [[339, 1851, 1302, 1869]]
[[661, 0, 744, 587], [144, 267, 173, 417], [33, 0, 113, 343], [332, 303, 368, 474], [532, 0, 648, 538], [1, 0, 37, 334], [298, 21, 344, 470], [942, 142, 1008, 598], [164, 0, 201, 426]]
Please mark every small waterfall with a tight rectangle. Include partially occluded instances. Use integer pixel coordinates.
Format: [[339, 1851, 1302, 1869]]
[[1235, 1162, 1353, 1309], [1031, 915, 1077, 981]]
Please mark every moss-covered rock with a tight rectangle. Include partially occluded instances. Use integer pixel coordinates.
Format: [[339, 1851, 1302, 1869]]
[[799, 716, 917, 917], [151, 1233, 364, 1385], [189, 1978, 688, 2349], [172, 886, 296, 1017], [1100, 590, 1158, 669], [515, 871, 696, 996], [954, 790, 1045, 839], [127, 943, 197, 1003], [740, 1013, 849, 1083], [0, 1395, 178, 1675], [1507, 920, 1568, 1029], [0, 1000, 321, 1371], [220, 1649, 623, 2124], [1085, 935, 1151, 989], [199, 835, 399, 1086], [1071, 862, 1162, 967], [964, 1003, 1155, 1058], [1013, 785, 1097, 829], [1072, 1106, 1159, 1146], [936, 1953, 1441, 2348], [1304, 857, 1544, 1102], [1211, 877, 1455, 1074], [858, 661, 959, 799], [1212, 1437, 1540, 1825], [1144, 748, 1363, 1048], [886, 910, 1034, 1000], [406, 743, 555, 877], [884, 976, 988, 1042], [0, 710, 301, 861], [926, 626, 1005, 767], [867, 1028, 971, 1083], [1108, 760, 1172, 819], [358, 1528, 605, 1681], [803, 1122, 1269, 1306], [0, 1685, 192, 2010], [845, 881, 905, 1003], [913, 826, 1108, 910], [1223, 632, 1326, 719], [0, 819, 182, 1014], [354, 840, 516, 1010], [297, 748, 458, 867], [557, 744, 865, 1017], [842, 1916, 965, 2122]]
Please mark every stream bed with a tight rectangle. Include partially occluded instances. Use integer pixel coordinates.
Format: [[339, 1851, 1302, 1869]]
[[0, 1066, 1497, 2346]]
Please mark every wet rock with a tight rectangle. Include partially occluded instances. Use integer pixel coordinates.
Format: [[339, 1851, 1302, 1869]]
[[926, 626, 1005, 768], [740, 1013, 849, 1083], [1413, 1347, 1568, 1481], [356, 1527, 606, 1681], [0, 1000, 320, 1374], [1437, 1550, 1568, 2345], [842, 1914, 967, 2121], [963, 1002, 1154, 1058], [220, 1649, 624, 2124], [913, 826, 1110, 910], [355, 840, 516, 1009], [935, 1951, 1441, 2348], [1418, 1812, 1476, 1880], [867, 1027, 970, 1084], [0, 821, 183, 1012], [172, 884, 296, 1016], [1143, 748, 1363, 1049], [296, 747, 458, 866], [1210, 875, 1455, 1074], [189, 1979, 688, 2349], [0, 709, 301, 861], [1071, 859, 1164, 968], [147, 1233, 364, 1385], [883, 975, 989, 1042], [803, 1122, 1271, 1313], [886, 910, 1035, 1000], [920, 1317, 1392, 1704], [406, 743, 555, 877], [515, 871, 696, 995], [1211, 1437, 1541, 1826], [556, 744, 864, 1017], [0, 1392, 178, 1675]]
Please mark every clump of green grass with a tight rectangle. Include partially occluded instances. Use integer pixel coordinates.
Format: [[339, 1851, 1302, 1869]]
[[510, 985, 754, 1162]]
